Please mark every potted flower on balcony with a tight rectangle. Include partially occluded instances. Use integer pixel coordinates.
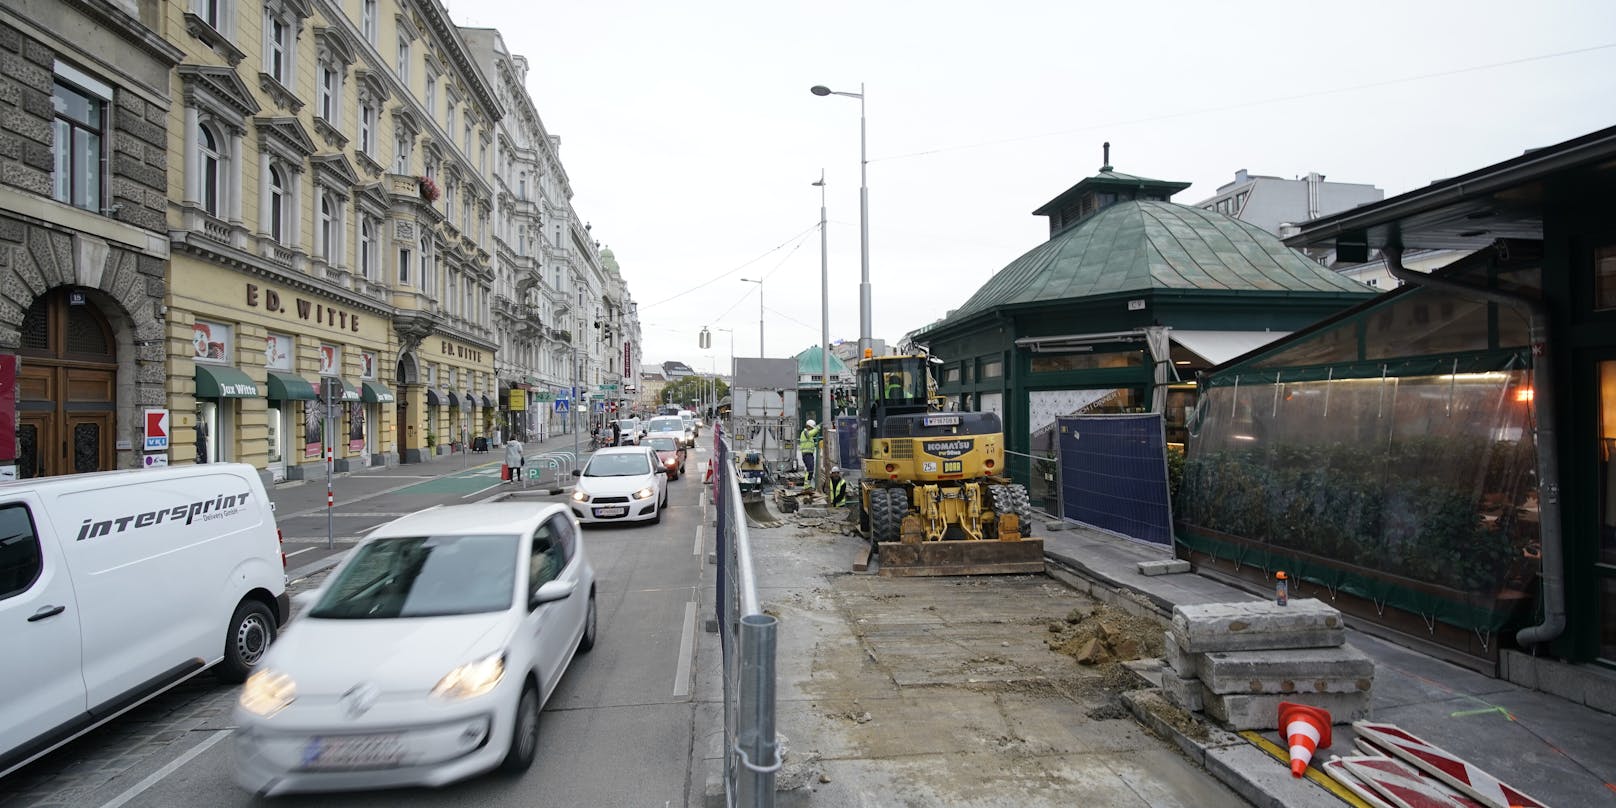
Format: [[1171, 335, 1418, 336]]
[[418, 175, 440, 202]]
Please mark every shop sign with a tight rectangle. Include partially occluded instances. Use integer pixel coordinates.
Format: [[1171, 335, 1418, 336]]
[[245, 283, 362, 332], [265, 333, 294, 370], [360, 352, 377, 379], [319, 344, 341, 375], [144, 408, 170, 450], [509, 389, 527, 411], [193, 320, 231, 362], [440, 340, 485, 363]]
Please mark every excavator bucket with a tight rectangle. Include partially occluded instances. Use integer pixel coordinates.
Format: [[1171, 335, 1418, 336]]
[[875, 538, 1045, 577], [742, 495, 784, 528]]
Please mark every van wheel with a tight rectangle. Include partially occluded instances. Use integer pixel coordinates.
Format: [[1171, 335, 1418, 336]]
[[500, 682, 541, 774], [218, 600, 277, 683]]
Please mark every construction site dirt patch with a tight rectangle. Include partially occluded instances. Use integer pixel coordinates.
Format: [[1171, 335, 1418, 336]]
[[1045, 604, 1166, 666]]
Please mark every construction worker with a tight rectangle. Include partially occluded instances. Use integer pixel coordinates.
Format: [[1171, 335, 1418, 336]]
[[798, 418, 822, 480], [884, 373, 905, 401], [827, 467, 849, 507]]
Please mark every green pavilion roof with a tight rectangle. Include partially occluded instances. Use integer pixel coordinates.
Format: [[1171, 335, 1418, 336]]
[[942, 200, 1371, 324], [795, 345, 850, 377]]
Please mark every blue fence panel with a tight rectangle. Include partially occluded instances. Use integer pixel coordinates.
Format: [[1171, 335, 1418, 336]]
[[1057, 413, 1173, 546], [834, 416, 859, 470]]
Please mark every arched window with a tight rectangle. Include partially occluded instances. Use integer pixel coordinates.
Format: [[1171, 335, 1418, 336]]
[[268, 165, 285, 242], [317, 194, 332, 259], [200, 123, 222, 216]]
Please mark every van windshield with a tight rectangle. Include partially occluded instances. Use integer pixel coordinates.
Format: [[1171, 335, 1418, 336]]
[[308, 534, 517, 619]]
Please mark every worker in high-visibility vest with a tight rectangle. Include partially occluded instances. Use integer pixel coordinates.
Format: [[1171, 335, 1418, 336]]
[[798, 419, 822, 480], [827, 467, 849, 507]]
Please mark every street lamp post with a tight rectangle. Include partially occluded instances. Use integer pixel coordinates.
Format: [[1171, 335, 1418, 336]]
[[810, 82, 870, 358], [738, 278, 763, 358], [813, 171, 831, 487]]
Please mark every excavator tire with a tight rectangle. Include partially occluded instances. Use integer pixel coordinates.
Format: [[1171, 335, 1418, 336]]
[[869, 487, 905, 544]]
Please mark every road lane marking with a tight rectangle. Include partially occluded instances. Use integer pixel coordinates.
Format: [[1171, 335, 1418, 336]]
[[98, 729, 231, 808], [673, 601, 696, 697], [461, 481, 507, 499], [285, 547, 314, 558], [694, 524, 702, 556]]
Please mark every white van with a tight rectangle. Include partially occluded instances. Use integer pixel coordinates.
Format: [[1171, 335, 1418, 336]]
[[0, 463, 289, 778]]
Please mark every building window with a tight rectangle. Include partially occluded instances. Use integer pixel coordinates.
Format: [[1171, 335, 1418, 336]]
[[394, 132, 411, 173], [358, 102, 375, 155], [396, 37, 410, 83], [399, 247, 411, 285], [425, 71, 436, 117], [444, 180, 455, 219], [446, 101, 456, 141], [421, 238, 433, 290], [317, 60, 337, 122], [463, 121, 472, 155], [359, 218, 374, 279], [51, 70, 108, 212], [447, 270, 457, 314], [268, 165, 286, 242], [194, 0, 233, 34], [361, 0, 376, 43], [199, 122, 224, 217], [317, 194, 332, 259], [265, 14, 290, 84]]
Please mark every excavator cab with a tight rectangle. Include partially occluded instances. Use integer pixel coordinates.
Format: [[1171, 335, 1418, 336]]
[[854, 354, 1043, 576]]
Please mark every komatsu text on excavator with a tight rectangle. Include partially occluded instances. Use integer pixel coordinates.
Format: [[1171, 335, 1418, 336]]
[[854, 354, 1044, 576]]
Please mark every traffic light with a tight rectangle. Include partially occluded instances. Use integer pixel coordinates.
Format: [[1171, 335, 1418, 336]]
[[699, 327, 711, 349]]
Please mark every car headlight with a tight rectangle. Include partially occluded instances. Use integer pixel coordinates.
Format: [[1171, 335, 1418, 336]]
[[240, 669, 296, 717], [432, 652, 506, 700], [571, 490, 589, 502], [632, 486, 656, 500]]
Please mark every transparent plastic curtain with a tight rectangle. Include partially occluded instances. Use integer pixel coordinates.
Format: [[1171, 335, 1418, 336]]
[[1179, 359, 1539, 629]]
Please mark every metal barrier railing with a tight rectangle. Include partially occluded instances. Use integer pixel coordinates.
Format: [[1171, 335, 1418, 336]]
[[712, 426, 779, 807], [1004, 448, 1061, 519]]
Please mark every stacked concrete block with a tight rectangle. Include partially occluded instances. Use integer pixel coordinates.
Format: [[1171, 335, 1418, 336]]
[[1158, 599, 1373, 730]]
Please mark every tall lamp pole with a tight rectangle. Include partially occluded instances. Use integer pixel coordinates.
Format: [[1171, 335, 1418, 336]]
[[810, 82, 870, 358], [813, 171, 831, 485], [739, 278, 763, 357]]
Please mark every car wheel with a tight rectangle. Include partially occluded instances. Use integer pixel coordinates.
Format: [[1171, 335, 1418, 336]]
[[217, 599, 277, 683], [579, 591, 598, 653], [499, 682, 541, 774]]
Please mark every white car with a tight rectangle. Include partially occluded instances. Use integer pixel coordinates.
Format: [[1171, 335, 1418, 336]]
[[569, 446, 668, 525], [644, 415, 690, 449], [232, 503, 597, 796]]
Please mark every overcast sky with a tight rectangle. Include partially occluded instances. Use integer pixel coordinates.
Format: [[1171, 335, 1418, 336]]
[[447, 0, 1616, 372]]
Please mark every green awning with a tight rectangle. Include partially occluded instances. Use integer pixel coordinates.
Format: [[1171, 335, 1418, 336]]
[[361, 381, 395, 403], [318, 376, 362, 402], [195, 364, 262, 398], [266, 370, 318, 400]]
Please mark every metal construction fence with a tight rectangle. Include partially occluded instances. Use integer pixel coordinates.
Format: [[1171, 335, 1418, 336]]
[[1056, 413, 1174, 546], [711, 427, 779, 807]]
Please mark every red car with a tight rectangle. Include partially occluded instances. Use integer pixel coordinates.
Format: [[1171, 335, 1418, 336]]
[[644, 437, 687, 479]]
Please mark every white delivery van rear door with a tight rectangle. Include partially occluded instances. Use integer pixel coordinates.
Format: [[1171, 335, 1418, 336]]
[[0, 495, 87, 759]]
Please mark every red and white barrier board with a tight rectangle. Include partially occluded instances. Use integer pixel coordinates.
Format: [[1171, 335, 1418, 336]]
[[1353, 722, 1548, 808], [1337, 755, 1486, 808]]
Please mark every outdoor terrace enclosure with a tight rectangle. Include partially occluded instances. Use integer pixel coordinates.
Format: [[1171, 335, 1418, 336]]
[[1177, 251, 1541, 661]]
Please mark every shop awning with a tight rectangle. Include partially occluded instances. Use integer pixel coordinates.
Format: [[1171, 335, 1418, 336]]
[[318, 376, 362, 402], [426, 388, 443, 406], [361, 381, 396, 404], [481, 394, 495, 408], [465, 390, 476, 409], [1170, 330, 1290, 366], [266, 370, 318, 400], [195, 364, 262, 398], [447, 390, 461, 408]]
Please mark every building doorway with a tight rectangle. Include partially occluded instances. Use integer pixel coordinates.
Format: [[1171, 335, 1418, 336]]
[[16, 289, 118, 478]]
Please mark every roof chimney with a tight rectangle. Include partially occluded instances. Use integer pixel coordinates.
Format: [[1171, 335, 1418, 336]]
[[1100, 142, 1112, 172]]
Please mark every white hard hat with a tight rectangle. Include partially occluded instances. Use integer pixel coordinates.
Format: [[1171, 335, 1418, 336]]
[[806, 419, 817, 427], [830, 466, 840, 474]]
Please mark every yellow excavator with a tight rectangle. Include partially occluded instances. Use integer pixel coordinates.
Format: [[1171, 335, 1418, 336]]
[[853, 354, 1044, 576]]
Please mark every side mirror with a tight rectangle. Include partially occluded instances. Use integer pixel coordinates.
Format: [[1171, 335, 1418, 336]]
[[655, 467, 667, 475], [571, 469, 581, 477], [531, 579, 577, 608]]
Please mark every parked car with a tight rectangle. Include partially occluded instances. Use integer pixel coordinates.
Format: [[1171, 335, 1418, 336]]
[[569, 446, 668, 525], [644, 437, 688, 480], [613, 418, 643, 446], [1, 464, 288, 779], [233, 502, 596, 796], [644, 415, 690, 448]]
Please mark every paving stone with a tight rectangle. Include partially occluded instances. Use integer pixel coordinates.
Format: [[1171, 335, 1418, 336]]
[[1138, 559, 1191, 576], [1199, 644, 1374, 695], [1171, 599, 1345, 653], [1201, 687, 1370, 730], [1163, 630, 1198, 678], [1161, 671, 1204, 712]]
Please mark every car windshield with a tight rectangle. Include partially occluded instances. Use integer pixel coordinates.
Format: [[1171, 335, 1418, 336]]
[[680, 417, 694, 428], [648, 418, 681, 432], [616, 420, 638, 431], [585, 452, 652, 476], [646, 437, 678, 452], [308, 534, 517, 619]]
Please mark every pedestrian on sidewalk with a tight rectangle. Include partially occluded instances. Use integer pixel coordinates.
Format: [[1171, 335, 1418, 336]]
[[504, 436, 525, 483]]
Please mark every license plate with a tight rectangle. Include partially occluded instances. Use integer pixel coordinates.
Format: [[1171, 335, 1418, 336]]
[[302, 734, 403, 769], [594, 506, 627, 517]]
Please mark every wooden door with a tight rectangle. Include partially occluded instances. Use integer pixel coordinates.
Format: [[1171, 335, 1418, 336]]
[[17, 289, 118, 477]]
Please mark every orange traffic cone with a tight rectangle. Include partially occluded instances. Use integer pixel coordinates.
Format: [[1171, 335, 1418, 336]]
[[703, 458, 715, 485], [1278, 701, 1332, 778]]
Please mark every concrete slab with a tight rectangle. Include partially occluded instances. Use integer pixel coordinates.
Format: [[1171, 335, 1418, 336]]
[[1163, 631, 1198, 678], [1202, 688, 1371, 730], [1171, 599, 1346, 653], [1203, 742, 1337, 808], [1139, 559, 1192, 576], [1199, 644, 1375, 695], [1161, 672, 1205, 712]]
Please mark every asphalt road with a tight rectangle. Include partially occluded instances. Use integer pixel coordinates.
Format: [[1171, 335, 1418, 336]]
[[1, 446, 716, 808]]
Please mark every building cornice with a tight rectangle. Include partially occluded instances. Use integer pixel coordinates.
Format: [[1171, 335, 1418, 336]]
[[406, 0, 503, 123], [170, 230, 394, 318]]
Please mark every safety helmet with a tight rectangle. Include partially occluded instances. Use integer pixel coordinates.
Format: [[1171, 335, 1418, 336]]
[[806, 419, 816, 428], [829, 466, 841, 474]]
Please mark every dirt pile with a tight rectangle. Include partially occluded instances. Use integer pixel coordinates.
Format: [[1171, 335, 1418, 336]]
[[1046, 604, 1165, 665]]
